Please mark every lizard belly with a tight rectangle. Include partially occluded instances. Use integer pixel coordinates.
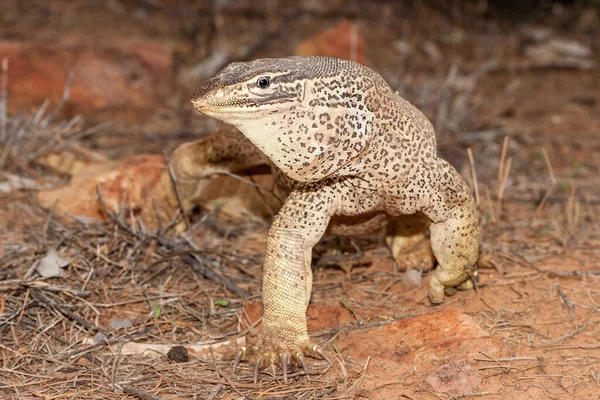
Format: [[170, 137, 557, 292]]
[[328, 212, 388, 236]]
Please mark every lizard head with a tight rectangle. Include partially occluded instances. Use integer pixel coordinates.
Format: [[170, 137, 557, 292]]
[[191, 57, 309, 120], [191, 56, 380, 182]]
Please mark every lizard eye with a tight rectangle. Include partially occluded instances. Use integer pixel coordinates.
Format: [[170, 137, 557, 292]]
[[257, 76, 271, 89]]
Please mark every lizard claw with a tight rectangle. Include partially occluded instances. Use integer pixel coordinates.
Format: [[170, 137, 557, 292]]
[[253, 356, 263, 384], [296, 352, 309, 373], [314, 346, 331, 365], [233, 326, 329, 382], [232, 346, 245, 374], [270, 362, 277, 378], [281, 352, 290, 383]]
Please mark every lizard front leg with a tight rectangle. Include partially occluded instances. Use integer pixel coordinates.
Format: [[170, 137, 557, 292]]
[[244, 187, 335, 381]]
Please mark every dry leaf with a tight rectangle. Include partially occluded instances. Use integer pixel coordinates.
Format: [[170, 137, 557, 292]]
[[37, 249, 70, 278]]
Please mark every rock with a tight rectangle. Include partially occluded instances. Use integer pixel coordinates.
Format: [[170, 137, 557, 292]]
[[343, 310, 496, 363], [167, 345, 190, 363], [38, 149, 278, 225], [109, 318, 133, 331], [0, 39, 173, 124], [341, 309, 500, 397], [38, 154, 165, 220], [295, 21, 368, 65], [94, 332, 108, 344]]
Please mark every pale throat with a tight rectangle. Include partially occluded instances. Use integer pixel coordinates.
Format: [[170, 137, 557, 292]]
[[232, 115, 298, 175]]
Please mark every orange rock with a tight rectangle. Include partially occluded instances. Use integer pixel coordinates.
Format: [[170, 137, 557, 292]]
[[340, 310, 499, 373], [295, 21, 369, 65], [0, 39, 173, 122], [344, 310, 492, 361], [38, 154, 166, 220]]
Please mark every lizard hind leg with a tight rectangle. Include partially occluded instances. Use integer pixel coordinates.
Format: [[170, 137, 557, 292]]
[[385, 213, 436, 272], [427, 199, 480, 304]]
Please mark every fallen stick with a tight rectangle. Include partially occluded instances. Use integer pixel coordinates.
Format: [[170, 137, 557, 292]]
[[90, 336, 246, 359], [0, 279, 89, 296], [554, 283, 576, 321], [122, 386, 164, 400]]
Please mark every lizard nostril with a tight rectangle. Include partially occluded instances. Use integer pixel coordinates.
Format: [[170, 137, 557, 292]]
[[191, 78, 220, 105]]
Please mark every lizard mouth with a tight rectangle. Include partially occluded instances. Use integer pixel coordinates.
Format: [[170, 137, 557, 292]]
[[191, 95, 293, 115], [191, 97, 255, 112], [190, 77, 253, 112]]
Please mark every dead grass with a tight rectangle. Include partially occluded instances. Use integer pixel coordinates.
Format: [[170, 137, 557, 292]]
[[0, 204, 374, 397]]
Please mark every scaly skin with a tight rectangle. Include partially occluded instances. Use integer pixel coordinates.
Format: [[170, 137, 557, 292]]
[[151, 56, 480, 374]]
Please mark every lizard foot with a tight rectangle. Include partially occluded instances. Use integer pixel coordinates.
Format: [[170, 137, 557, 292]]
[[443, 278, 474, 297], [428, 266, 478, 304], [233, 331, 330, 383], [389, 235, 436, 272], [386, 229, 435, 272]]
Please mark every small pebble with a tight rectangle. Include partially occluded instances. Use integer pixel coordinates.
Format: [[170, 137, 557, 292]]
[[109, 317, 132, 331], [167, 345, 189, 363], [402, 268, 422, 288], [94, 332, 108, 344]]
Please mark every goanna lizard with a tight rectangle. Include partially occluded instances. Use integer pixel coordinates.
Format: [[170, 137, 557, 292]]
[[149, 56, 480, 380]]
